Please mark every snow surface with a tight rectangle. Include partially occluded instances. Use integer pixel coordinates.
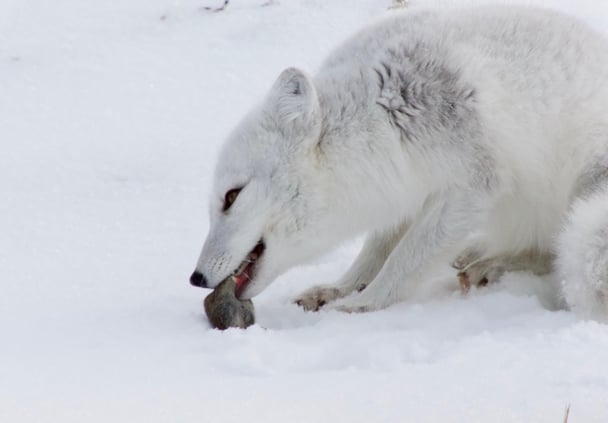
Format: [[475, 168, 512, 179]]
[[2, 0, 608, 421]]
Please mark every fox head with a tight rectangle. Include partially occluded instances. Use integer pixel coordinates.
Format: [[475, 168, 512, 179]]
[[190, 68, 329, 298]]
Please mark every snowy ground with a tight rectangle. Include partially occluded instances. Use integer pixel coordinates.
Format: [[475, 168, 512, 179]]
[[2, 0, 608, 421]]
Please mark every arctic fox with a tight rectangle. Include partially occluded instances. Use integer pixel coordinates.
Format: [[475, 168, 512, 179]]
[[191, 5, 608, 319]]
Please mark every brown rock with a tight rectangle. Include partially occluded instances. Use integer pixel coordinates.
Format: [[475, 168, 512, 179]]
[[203, 277, 255, 330]]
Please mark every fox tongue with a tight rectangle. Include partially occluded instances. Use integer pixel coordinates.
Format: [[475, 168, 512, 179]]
[[234, 273, 248, 290], [233, 268, 252, 297]]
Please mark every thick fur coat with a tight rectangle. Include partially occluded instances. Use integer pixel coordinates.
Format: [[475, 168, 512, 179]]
[[192, 5, 608, 320]]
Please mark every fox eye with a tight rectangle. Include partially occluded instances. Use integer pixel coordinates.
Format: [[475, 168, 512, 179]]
[[223, 188, 242, 211]]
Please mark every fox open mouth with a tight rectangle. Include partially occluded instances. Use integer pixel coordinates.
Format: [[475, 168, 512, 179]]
[[231, 239, 265, 297]]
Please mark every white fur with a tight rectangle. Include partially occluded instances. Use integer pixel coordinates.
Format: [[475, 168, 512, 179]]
[[193, 5, 608, 319], [556, 188, 608, 321]]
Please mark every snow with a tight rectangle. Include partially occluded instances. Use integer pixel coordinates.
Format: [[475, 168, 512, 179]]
[[2, 0, 608, 421]]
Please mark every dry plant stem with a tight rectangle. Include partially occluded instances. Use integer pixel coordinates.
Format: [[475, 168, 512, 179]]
[[203, 0, 229, 12]]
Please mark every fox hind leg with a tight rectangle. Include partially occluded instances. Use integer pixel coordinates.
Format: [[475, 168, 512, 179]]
[[452, 248, 554, 291], [556, 187, 608, 321]]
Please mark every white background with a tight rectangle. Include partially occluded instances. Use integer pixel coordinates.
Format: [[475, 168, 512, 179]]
[[2, 0, 608, 421]]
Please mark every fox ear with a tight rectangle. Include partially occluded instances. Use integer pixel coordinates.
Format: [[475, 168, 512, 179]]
[[268, 67, 320, 134]]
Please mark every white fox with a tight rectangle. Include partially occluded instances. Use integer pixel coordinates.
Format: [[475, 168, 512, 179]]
[[191, 5, 608, 320]]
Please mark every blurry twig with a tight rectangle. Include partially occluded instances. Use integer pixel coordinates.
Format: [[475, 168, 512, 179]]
[[563, 405, 571, 423], [203, 0, 229, 12]]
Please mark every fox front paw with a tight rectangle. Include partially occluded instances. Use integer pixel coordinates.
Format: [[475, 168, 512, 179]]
[[329, 290, 388, 313], [334, 303, 371, 313], [294, 286, 342, 311]]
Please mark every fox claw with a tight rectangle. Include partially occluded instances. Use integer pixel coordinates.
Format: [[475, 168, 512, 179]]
[[294, 286, 341, 311]]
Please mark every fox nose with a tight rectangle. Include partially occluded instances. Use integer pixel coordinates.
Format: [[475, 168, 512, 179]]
[[189, 271, 207, 288]]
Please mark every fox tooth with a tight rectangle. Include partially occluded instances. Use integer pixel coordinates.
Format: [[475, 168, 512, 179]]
[[234, 260, 249, 276]]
